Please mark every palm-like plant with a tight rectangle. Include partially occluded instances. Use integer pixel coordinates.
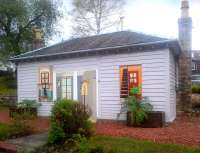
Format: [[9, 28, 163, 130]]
[[118, 87, 153, 125], [124, 96, 153, 125]]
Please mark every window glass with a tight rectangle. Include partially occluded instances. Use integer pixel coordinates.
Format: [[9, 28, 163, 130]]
[[120, 65, 142, 98], [57, 75, 73, 100]]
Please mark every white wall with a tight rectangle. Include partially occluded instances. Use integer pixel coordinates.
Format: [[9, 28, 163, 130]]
[[168, 51, 177, 121], [17, 49, 176, 121]]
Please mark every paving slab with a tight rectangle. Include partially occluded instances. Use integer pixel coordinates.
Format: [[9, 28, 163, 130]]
[[5, 132, 48, 153]]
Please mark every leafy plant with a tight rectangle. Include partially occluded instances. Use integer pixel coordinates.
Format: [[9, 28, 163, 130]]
[[9, 111, 33, 137], [192, 84, 200, 94], [0, 123, 11, 140], [17, 100, 41, 109], [17, 148, 28, 153], [48, 99, 94, 145], [130, 87, 141, 95], [118, 87, 153, 125], [192, 99, 200, 109], [0, 75, 16, 96], [10, 100, 40, 118], [0, 112, 33, 140]]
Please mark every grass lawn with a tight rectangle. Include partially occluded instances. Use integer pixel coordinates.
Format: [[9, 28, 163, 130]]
[[81, 136, 200, 153]]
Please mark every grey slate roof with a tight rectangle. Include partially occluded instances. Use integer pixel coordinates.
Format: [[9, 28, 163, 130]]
[[11, 31, 180, 62]]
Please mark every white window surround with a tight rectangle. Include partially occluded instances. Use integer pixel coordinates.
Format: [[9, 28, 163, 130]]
[[73, 71, 78, 100], [192, 62, 197, 70], [53, 71, 57, 101]]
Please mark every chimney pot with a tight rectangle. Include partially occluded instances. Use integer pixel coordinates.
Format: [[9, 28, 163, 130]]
[[181, 0, 190, 18], [33, 28, 45, 49]]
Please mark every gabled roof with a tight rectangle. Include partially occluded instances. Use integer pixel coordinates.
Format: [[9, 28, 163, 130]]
[[10, 31, 181, 63]]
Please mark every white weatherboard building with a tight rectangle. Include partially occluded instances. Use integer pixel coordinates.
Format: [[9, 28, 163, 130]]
[[11, 31, 180, 122], [11, 0, 192, 122]]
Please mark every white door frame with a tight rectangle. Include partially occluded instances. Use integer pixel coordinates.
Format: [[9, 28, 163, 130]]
[[53, 69, 99, 119]]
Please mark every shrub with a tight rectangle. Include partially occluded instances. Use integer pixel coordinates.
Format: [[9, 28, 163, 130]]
[[9, 112, 33, 137], [0, 123, 11, 140], [10, 100, 40, 117], [0, 112, 33, 140], [17, 100, 41, 109], [192, 99, 200, 109], [192, 84, 200, 94], [0, 75, 16, 96], [17, 148, 28, 153], [48, 99, 94, 145]]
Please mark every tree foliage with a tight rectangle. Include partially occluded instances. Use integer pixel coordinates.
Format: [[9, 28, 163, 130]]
[[0, 0, 61, 65], [71, 0, 125, 37]]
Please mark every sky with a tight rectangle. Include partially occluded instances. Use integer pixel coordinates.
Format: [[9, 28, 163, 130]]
[[49, 0, 200, 50]]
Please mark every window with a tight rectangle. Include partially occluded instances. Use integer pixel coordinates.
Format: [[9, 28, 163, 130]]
[[39, 66, 53, 102], [120, 65, 142, 98], [56, 75, 73, 100], [61, 76, 73, 99], [192, 62, 197, 70]]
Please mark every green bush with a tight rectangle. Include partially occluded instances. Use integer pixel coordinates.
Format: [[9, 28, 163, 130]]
[[17, 100, 41, 109], [36, 137, 115, 153], [192, 84, 200, 94], [17, 148, 28, 153], [0, 112, 33, 140], [9, 112, 33, 138], [48, 99, 94, 145], [0, 75, 16, 96], [192, 99, 200, 109], [0, 123, 11, 140]]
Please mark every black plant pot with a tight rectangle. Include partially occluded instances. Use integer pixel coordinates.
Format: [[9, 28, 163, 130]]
[[127, 111, 165, 128]]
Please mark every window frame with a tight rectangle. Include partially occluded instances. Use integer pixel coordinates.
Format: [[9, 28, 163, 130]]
[[38, 66, 53, 102], [61, 76, 73, 100], [120, 65, 142, 98]]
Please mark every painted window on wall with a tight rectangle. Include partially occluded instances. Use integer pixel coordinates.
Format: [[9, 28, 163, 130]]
[[120, 65, 142, 98], [38, 66, 53, 102]]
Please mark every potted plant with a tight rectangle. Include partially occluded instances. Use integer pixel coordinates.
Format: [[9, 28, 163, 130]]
[[118, 87, 165, 127], [125, 95, 153, 126], [10, 100, 41, 117]]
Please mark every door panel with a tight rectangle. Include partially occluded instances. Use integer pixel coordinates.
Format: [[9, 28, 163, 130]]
[[82, 71, 96, 121]]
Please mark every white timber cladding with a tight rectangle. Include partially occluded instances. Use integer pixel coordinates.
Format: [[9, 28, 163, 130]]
[[169, 50, 177, 121], [17, 49, 176, 121]]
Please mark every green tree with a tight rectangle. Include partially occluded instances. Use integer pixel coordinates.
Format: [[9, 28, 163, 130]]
[[0, 0, 61, 66]]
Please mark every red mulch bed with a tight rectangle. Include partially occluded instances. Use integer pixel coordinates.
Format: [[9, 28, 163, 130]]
[[0, 107, 49, 133], [1, 108, 200, 147], [0, 108, 11, 123], [95, 116, 200, 147]]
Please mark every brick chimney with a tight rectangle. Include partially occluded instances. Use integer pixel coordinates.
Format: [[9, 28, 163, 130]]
[[177, 0, 192, 113], [33, 28, 45, 49]]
